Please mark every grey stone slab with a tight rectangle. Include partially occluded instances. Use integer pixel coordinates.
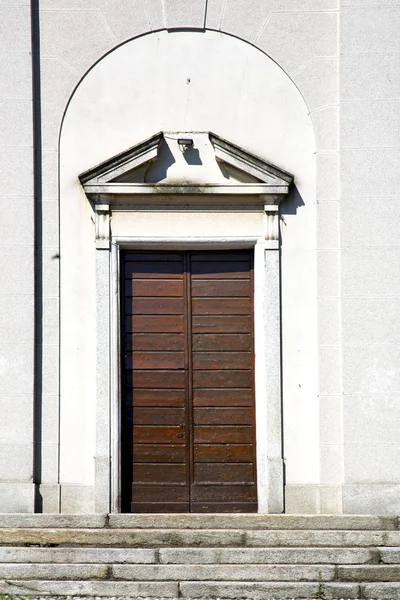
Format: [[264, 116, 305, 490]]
[[341, 7, 400, 54], [0, 527, 244, 547], [41, 395, 60, 445], [318, 299, 341, 346], [319, 485, 343, 514], [0, 147, 33, 197], [0, 443, 33, 482], [0, 344, 34, 395], [42, 297, 59, 347], [341, 148, 400, 199], [0, 514, 107, 529], [0, 53, 32, 100], [344, 395, 400, 444], [339, 565, 400, 582], [41, 343, 59, 397], [320, 396, 343, 444], [0, 295, 34, 346], [38, 483, 60, 514], [345, 442, 400, 484], [42, 200, 59, 249], [40, 10, 114, 76], [311, 106, 339, 152], [341, 53, 400, 101], [317, 201, 339, 250], [164, 0, 207, 29], [0, 546, 156, 563], [0, 199, 34, 247], [342, 247, 400, 298], [144, 0, 164, 30], [100, 0, 151, 41], [0, 100, 33, 147], [42, 246, 60, 298], [293, 58, 337, 112], [0, 6, 31, 53], [284, 485, 318, 514], [317, 152, 338, 201], [160, 547, 379, 565], [341, 195, 400, 248], [40, 442, 60, 484], [113, 563, 335, 581], [0, 246, 34, 295], [363, 583, 400, 599], [343, 484, 400, 515], [0, 564, 108, 580], [246, 529, 386, 547], [60, 485, 94, 515], [109, 513, 395, 530], [258, 11, 337, 76], [0, 580, 179, 598], [0, 395, 33, 445], [341, 101, 400, 150], [220, 0, 270, 41], [379, 547, 400, 563], [318, 346, 342, 396], [343, 345, 400, 395], [318, 250, 340, 297], [179, 581, 360, 599], [320, 443, 344, 484], [0, 483, 34, 513], [205, 0, 224, 29]]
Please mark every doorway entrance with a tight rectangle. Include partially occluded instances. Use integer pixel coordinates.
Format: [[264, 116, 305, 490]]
[[121, 249, 257, 513]]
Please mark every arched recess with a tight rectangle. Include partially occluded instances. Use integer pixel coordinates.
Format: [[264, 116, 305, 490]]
[[59, 30, 316, 514]]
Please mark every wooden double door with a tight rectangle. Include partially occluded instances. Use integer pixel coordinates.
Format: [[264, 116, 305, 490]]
[[121, 249, 257, 513]]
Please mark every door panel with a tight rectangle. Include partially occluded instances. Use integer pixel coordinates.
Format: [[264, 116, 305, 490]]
[[121, 249, 257, 513]]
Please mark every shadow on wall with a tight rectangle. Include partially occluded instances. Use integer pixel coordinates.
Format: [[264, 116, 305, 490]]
[[280, 185, 304, 216]]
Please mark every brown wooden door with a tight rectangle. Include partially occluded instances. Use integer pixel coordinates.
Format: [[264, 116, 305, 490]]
[[121, 250, 257, 513]]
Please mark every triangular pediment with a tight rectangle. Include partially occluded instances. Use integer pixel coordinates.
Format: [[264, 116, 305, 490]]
[[79, 132, 293, 192]]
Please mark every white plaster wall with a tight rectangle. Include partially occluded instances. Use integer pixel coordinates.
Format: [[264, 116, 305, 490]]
[[60, 30, 317, 507]]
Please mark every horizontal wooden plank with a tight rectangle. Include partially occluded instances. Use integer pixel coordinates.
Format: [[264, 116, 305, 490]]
[[194, 444, 254, 463], [128, 297, 184, 315], [194, 426, 253, 444], [190, 484, 257, 502], [192, 334, 252, 352], [133, 426, 186, 444], [193, 352, 252, 370], [191, 251, 251, 262], [192, 316, 251, 334], [125, 261, 183, 278], [127, 334, 184, 352], [131, 485, 189, 502], [192, 298, 251, 316], [194, 463, 254, 483], [125, 252, 183, 262], [133, 444, 186, 463], [131, 389, 186, 407], [133, 407, 185, 426], [133, 464, 187, 484], [126, 316, 184, 333], [190, 502, 257, 513], [193, 389, 253, 407], [131, 502, 189, 513], [126, 352, 185, 370], [191, 280, 251, 298], [193, 370, 253, 388], [127, 370, 185, 389], [193, 407, 253, 425], [129, 279, 184, 298], [191, 262, 250, 279]]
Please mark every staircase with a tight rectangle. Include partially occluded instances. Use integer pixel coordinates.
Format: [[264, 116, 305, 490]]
[[0, 514, 399, 598]]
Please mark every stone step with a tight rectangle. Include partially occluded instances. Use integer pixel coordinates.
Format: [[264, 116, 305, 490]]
[[0, 579, 179, 597], [159, 546, 379, 564], [111, 563, 337, 581], [338, 564, 400, 581], [179, 581, 360, 599], [0, 513, 396, 530], [0, 547, 157, 563], [0, 527, 398, 547]]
